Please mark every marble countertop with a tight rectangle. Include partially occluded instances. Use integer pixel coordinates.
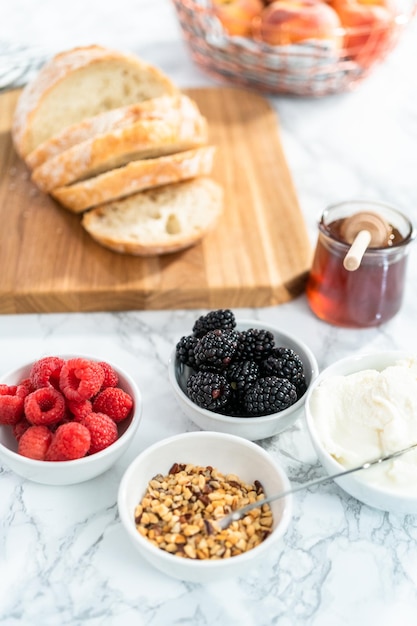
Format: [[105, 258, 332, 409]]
[[1, 1, 417, 624]]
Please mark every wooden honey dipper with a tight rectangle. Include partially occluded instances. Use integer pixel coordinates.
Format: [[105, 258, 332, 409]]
[[341, 211, 392, 271]]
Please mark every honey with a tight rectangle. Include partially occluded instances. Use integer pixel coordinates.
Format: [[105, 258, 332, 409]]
[[306, 202, 415, 328]]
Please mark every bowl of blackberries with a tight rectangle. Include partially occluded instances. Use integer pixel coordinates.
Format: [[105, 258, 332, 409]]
[[168, 310, 319, 441]]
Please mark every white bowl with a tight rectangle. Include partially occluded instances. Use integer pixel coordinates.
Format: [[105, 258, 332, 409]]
[[0, 354, 142, 485], [168, 319, 319, 441], [117, 431, 292, 582], [304, 350, 417, 514]]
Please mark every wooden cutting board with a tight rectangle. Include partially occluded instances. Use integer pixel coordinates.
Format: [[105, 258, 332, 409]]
[[0, 86, 312, 314]]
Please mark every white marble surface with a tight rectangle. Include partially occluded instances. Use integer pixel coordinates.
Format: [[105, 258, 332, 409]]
[[1, 1, 417, 624]]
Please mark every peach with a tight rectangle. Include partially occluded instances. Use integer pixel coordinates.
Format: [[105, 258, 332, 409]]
[[212, 0, 265, 36], [330, 0, 396, 62], [252, 0, 342, 46]]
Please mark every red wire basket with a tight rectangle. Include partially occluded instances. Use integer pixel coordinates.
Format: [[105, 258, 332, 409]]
[[172, 0, 416, 96]]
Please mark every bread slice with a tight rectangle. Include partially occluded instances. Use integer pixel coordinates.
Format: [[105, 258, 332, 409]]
[[12, 44, 178, 159], [51, 146, 216, 213], [31, 98, 208, 193], [26, 94, 195, 170], [81, 177, 223, 256]]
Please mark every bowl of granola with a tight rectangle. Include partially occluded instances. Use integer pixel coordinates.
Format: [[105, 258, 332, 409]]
[[117, 430, 292, 582]]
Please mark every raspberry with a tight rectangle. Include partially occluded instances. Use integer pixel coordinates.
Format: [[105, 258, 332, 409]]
[[92, 387, 133, 423], [18, 425, 53, 460], [59, 358, 105, 401], [13, 418, 31, 441], [67, 399, 93, 421], [16, 378, 33, 398], [98, 361, 119, 389], [30, 356, 65, 389], [0, 384, 17, 394], [0, 385, 25, 425], [45, 422, 91, 461], [24, 387, 66, 426], [82, 412, 118, 454]]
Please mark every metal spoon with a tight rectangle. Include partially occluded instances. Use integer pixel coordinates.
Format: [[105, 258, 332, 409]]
[[215, 442, 417, 530]]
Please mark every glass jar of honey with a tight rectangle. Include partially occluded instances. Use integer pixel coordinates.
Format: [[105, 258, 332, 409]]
[[306, 201, 415, 328]]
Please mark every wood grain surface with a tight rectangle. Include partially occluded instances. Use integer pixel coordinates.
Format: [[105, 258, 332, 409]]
[[0, 86, 312, 314]]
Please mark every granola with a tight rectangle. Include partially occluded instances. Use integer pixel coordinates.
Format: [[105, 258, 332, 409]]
[[134, 462, 273, 560]]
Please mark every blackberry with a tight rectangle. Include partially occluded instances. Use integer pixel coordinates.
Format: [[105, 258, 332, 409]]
[[176, 335, 199, 368], [193, 329, 239, 371], [226, 360, 260, 397], [237, 328, 275, 363], [192, 309, 236, 338], [261, 347, 305, 389], [216, 392, 244, 417], [243, 376, 297, 416], [186, 371, 231, 411], [295, 376, 308, 400]]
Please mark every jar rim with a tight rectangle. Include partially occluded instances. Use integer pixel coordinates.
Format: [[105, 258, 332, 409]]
[[319, 200, 416, 251]]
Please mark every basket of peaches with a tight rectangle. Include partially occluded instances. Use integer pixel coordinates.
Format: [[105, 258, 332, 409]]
[[172, 0, 416, 95]]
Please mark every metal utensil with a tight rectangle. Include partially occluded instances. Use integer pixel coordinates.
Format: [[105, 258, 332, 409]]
[[215, 442, 417, 530]]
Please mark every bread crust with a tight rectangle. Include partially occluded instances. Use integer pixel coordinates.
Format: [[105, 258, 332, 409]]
[[26, 95, 194, 170], [31, 106, 208, 192], [12, 45, 178, 159], [11, 44, 223, 258], [52, 146, 216, 212], [81, 178, 223, 256]]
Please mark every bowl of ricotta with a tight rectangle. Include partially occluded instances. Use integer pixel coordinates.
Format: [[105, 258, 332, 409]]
[[304, 351, 417, 513]]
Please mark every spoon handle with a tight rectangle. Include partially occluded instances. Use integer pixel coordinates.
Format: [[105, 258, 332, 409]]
[[216, 442, 417, 529]]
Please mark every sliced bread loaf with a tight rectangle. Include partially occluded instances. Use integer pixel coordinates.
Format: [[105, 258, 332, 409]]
[[12, 44, 178, 159], [81, 177, 223, 256], [31, 100, 208, 193], [26, 94, 195, 170], [51, 146, 216, 213]]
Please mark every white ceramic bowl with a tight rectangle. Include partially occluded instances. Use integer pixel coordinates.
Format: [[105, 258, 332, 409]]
[[0, 354, 142, 485], [168, 319, 319, 441], [305, 350, 417, 514], [117, 431, 292, 582]]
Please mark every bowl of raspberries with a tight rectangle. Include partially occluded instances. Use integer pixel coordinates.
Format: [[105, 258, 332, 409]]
[[0, 354, 142, 484], [168, 310, 319, 441]]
